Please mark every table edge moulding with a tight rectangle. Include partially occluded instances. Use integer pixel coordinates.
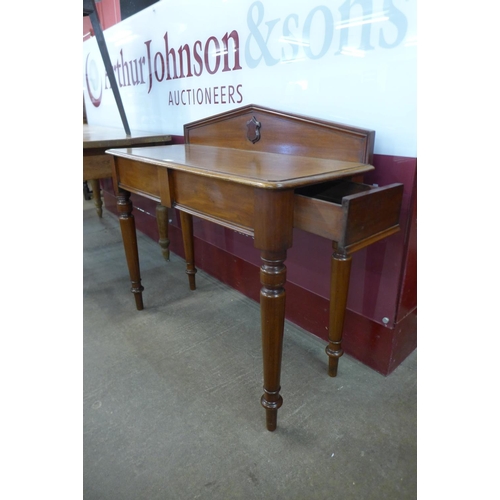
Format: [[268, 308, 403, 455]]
[[105, 104, 404, 431]]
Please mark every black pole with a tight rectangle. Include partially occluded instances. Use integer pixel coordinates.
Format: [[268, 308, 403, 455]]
[[83, 0, 131, 136]]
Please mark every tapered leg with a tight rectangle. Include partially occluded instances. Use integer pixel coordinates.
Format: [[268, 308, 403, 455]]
[[89, 179, 103, 218], [179, 211, 197, 290], [253, 188, 294, 431], [326, 251, 352, 377], [260, 250, 287, 431], [156, 204, 170, 261], [116, 189, 144, 310]]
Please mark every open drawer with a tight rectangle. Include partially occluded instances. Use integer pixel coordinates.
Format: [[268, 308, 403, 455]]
[[294, 180, 404, 253]]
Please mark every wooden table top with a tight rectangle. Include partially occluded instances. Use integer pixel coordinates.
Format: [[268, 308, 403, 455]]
[[83, 124, 171, 149], [107, 144, 374, 189]]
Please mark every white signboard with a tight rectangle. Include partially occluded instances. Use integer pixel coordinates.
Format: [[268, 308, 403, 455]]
[[83, 0, 416, 157]]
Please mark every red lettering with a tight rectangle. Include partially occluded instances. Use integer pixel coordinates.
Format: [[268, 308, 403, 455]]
[[193, 40, 203, 76], [178, 44, 193, 78], [204, 36, 221, 75], [222, 30, 242, 72]]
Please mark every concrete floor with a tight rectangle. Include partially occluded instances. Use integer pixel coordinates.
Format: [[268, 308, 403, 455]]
[[83, 197, 417, 500]]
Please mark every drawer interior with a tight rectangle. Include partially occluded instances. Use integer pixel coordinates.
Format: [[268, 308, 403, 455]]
[[295, 180, 372, 204]]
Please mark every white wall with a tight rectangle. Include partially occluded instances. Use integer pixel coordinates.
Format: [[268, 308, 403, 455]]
[[83, 0, 416, 157]]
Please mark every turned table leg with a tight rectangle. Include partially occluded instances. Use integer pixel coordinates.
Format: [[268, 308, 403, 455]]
[[156, 204, 170, 261], [253, 188, 294, 431], [89, 179, 103, 218], [259, 250, 287, 431], [326, 251, 352, 377], [179, 211, 197, 290], [116, 189, 144, 310]]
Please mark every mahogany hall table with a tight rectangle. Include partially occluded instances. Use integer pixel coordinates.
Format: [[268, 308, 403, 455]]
[[106, 141, 403, 431], [83, 124, 171, 217]]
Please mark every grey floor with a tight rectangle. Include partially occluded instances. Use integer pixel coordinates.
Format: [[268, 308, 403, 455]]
[[83, 197, 417, 500]]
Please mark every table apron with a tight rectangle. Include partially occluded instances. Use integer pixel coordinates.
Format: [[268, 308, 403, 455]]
[[83, 154, 113, 181], [114, 157, 260, 235]]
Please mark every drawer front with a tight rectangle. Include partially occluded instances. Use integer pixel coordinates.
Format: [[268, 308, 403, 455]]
[[294, 181, 404, 253], [172, 170, 255, 231], [114, 157, 162, 201], [342, 184, 403, 249]]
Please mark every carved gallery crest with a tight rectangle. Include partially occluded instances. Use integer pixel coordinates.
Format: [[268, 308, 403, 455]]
[[246, 116, 261, 144]]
